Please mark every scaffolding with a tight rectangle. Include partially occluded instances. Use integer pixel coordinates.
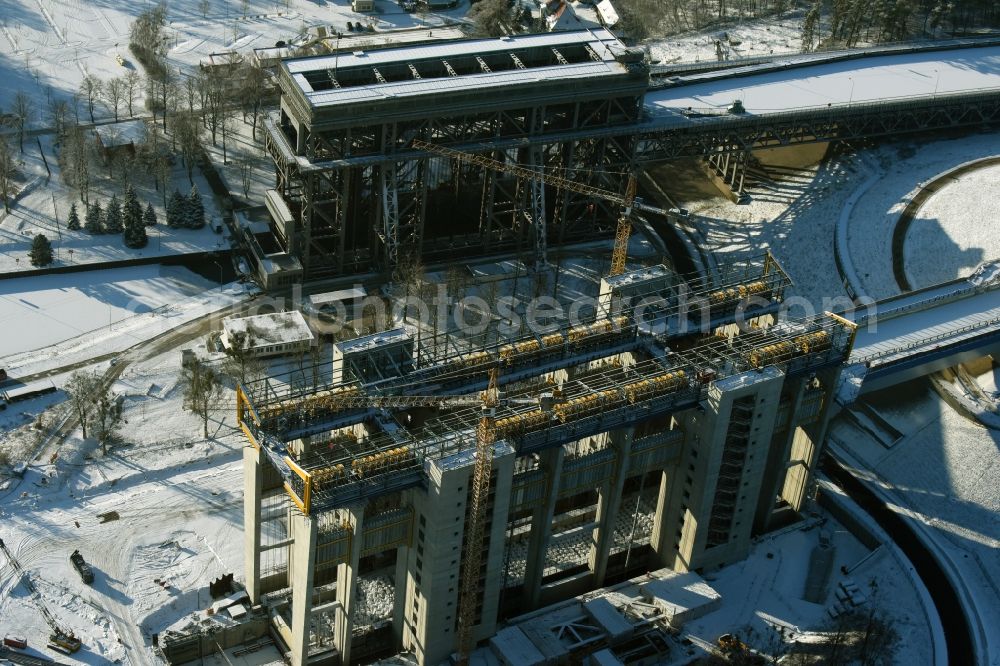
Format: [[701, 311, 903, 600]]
[[238, 305, 852, 516]]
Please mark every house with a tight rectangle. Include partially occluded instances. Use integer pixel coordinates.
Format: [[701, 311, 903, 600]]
[[352, 0, 374, 10], [94, 120, 146, 161], [221, 311, 315, 358]]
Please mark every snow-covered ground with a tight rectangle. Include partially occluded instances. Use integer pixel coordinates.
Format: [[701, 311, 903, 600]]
[[0, 133, 225, 275], [829, 383, 1000, 663], [0, 0, 469, 123], [904, 161, 1000, 290], [666, 131, 1000, 309], [684, 511, 935, 665], [845, 133, 1000, 300], [0, 264, 220, 356], [645, 11, 808, 65], [0, 346, 246, 664]]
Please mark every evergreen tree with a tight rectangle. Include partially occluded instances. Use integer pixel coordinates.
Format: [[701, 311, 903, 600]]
[[167, 190, 186, 228], [105, 194, 123, 234], [29, 233, 54, 266], [187, 184, 205, 229], [123, 184, 143, 233], [124, 207, 148, 249], [66, 202, 81, 231], [143, 202, 157, 227], [85, 200, 103, 234]]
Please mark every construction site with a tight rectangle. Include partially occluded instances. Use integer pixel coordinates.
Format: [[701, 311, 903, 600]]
[[200, 26, 871, 666], [219, 237, 854, 665]]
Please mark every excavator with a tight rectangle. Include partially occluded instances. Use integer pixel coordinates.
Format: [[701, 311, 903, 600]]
[[0, 538, 82, 655]]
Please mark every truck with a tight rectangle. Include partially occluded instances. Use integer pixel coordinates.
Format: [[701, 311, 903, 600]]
[[69, 550, 94, 584]]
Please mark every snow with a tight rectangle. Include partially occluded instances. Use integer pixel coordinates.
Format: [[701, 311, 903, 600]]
[[676, 510, 934, 665], [845, 133, 1000, 300], [0, 0, 470, 124], [0, 134, 226, 275], [645, 46, 1000, 114], [223, 310, 314, 348], [828, 382, 1000, 661], [0, 343, 249, 664], [0, 265, 217, 356], [645, 13, 807, 65], [903, 162, 1000, 290]]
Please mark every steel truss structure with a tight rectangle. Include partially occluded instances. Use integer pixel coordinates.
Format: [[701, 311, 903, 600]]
[[265, 29, 648, 279], [267, 37, 1000, 279]]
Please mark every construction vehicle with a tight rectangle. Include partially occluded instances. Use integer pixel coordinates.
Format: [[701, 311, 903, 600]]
[[411, 139, 680, 277], [69, 550, 94, 584], [717, 633, 766, 664], [0, 539, 82, 655]]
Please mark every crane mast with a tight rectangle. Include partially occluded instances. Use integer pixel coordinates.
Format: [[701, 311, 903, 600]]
[[454, 367, 500, 664]]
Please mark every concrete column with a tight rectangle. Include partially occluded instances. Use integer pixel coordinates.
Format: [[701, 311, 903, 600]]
[[392, 542, 409, 646], [334, 505, 365, 665], [243, 444, 263, 604], [289, 512, 317, 666], [754, 377, 805, 534], [649, 468, 673, 563], [523, 447, 564, 609], [589, 429, 633, 587]]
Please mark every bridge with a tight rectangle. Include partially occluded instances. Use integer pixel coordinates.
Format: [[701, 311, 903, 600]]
[[837, 266, 1000, 401]]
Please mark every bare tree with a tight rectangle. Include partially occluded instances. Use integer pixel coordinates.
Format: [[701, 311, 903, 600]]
[[238, 151, 255, 198], [222, 331, 264, 385], [11, 92, 30, 153], [220, 107, 235, 163], [239, 62, 268, 140], [172, 111, 202, 185], [80, 75, 103, 123], [0, 138, 16, 213], [47, 97, 70, 142], [124, 70, 141, 116], [199, 0, 210, 17], [66, 127, 92, 203], [92, 391, 123, 455], [183, 359, 224, 438], [155, 154, 172, 208], [104, 77, 125, 122], [65, 370, 102, 439]]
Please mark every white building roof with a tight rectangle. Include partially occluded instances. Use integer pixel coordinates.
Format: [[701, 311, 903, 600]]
[[309, 286, 368, 306], [223, 311, 314, 347], [94, 120, 146, 148], [640, 571, 722, 622]]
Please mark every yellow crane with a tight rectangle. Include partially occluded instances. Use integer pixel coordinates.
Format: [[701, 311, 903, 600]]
[[411, 139, 671, 277]]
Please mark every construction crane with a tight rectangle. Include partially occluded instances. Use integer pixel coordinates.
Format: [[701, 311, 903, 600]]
[[0, 539, 82, 655], [411, 139, 673, 277], [455, 367, 500, 665], [294, 370, 560, 663]]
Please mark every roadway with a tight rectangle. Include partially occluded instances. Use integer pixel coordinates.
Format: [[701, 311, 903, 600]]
[[644, 45, 1000, 118], [837, 272, 1000, 399]]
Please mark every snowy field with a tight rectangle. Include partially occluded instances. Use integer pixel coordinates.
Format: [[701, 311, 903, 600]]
[[0, 265, 216, 355], [0, 0, 468, 121], [903, 161, 1000, 290]]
